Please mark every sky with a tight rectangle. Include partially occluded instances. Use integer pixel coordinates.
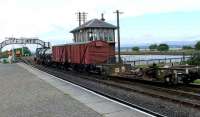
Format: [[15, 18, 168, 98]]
[[0, 0, 200, 50]]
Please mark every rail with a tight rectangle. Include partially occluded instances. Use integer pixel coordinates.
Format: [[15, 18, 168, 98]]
[[20, 57, 199, 116], [19, 58, 165, 117]]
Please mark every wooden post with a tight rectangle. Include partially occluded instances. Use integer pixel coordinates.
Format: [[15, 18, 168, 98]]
[[114, 10, 123, 64]]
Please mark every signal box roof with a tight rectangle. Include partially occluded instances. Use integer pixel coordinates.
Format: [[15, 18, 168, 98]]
[[70, 19, 117, 33]]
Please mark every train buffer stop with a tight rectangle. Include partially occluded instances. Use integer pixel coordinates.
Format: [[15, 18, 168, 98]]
[[0, 62, 153, 117]]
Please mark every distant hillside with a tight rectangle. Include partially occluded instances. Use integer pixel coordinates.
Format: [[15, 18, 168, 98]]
[[163, 41, 196, 47], [120, 40, 199, 51]]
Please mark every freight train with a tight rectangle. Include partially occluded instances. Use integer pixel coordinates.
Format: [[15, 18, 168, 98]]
[[35, 43, 200, 85], [35, 40, 116, 73], [34, 16, 200, 85]]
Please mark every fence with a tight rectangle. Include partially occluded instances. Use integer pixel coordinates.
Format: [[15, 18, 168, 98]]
[[123, 56, 191, 66]]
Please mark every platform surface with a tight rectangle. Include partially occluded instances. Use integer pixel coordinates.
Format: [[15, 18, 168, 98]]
[[0, 63, 153, 117]]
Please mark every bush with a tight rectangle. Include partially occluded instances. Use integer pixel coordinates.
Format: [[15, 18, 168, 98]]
[[132, 46, 140, 51], [182, 45, 193, 50], [157, 44, 169, 51], [149, 44, 157, 51], [195, 41, 200, 50], [187, 52, 200, 65]]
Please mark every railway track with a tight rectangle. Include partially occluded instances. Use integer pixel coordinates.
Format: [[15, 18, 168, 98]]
[[68, 73, 200, 108], [19, 57, 200, 116], [111, 75, 200, 94], [19, 58, 164, 117]]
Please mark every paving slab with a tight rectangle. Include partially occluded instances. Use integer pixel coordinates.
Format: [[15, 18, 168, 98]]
[[0, 63, 102, 117], [18, 63, 154, 117], [86, 100, 128, 114], [75, 93, 106, 104], [106, 109, 151, 117]]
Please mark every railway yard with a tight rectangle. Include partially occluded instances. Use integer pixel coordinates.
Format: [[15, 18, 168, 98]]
[[0, 10, 200, 117]]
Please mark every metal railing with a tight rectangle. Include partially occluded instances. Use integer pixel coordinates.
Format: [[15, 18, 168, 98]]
[[122, 56, 191, 66]]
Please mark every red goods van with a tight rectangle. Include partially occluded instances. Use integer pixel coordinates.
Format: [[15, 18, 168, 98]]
[[52, 40, 115, 65]]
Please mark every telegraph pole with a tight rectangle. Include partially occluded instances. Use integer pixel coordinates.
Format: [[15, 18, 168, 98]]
[[114, 10, 123, 64], [82, 12, 87, 24], [76, 12, 87, 26], [76, 12, 81, 26]]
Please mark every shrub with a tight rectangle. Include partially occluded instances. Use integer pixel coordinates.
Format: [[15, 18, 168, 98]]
[[149, 44, 157, 51], [132, 46, 140, 51], [187, 52, 200, 65], [182, 45, 193, 50], [195, 41, 200, 50], [157, 44, 169, 51]]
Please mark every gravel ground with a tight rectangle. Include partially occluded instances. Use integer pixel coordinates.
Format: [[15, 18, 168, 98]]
[[38, 65, 200, 117], [0, 63, 102, 117]]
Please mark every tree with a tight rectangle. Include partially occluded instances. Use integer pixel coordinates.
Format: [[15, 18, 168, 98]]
[[182, 45, 193, 50], [149, 44, 157, 51], [157, 44, 169, 51], [195, 41, 200, 50], [132, 46, 140, 51]]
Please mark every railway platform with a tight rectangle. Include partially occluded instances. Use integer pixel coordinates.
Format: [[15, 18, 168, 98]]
[[0, 62, 153, 117]]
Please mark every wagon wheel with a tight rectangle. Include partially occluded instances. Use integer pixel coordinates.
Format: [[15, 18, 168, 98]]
[[164, 75, 171, 84], [182, 75, 190, 84], [164, 75, 176, 85], [137, 70, 144, 77], [101, 69, 109, 80], [170, 76, 178, 85], [183, 79, 190, 84], [179, 73, 192, 84]]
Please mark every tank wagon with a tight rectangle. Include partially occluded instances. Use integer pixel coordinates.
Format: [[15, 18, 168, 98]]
[[34, 47, 52, 65]]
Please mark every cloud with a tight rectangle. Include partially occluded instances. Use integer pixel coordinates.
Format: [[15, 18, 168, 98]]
[[0, 0, 200, 47]]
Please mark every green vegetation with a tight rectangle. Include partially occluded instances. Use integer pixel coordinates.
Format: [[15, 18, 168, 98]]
[[157, 44, 169, 51], [0, 50, 9, 58], [132, 46, 140, 51], [148, 43, 169, 51], [149, 44, 157, 51], [194, 79, 200, 84], [187, 51, 200, 65], [1, 58, 9, 64], [195, 41, 200, 50], [182, 45, 193, 50], [120, 41, 200, 55], [136, 64, 149, 68], [0, 47, 31, 58]]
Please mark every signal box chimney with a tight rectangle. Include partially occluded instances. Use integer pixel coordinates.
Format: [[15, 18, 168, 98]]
[[101, 13, 105, 21]]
